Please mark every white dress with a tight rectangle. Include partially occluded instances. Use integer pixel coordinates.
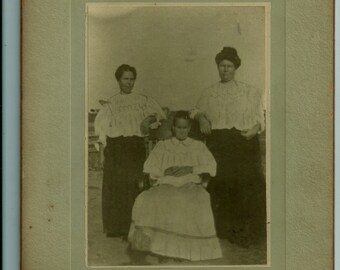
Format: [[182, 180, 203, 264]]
[[128, 137, 223, 261]]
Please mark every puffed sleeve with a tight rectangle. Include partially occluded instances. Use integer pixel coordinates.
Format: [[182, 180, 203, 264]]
[[192, 142, 217, 177], [94, 102, 113, 140], [145, 96, 166, 122], [143, 141, 165, 179], [190, 89, 210, 119]]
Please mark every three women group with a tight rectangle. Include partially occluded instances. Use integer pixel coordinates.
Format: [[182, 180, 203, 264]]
[[94, 47, 266, 263]]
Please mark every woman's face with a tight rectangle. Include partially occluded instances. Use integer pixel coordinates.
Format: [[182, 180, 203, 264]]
[[218, 59, 236, 83], [118, 71, 135, 94], [173, 118, 191, 141]]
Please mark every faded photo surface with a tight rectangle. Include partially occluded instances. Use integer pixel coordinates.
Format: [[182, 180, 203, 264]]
[[86, 3, 270, 267]]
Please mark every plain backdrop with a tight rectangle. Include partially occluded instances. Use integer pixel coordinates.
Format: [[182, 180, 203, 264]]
[[87, 5, 266, 110]]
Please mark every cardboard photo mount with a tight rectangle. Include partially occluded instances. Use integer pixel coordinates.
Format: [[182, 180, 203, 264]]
[[21, 0, 334, 269]]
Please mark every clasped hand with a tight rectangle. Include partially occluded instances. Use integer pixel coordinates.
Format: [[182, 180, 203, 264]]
[[240, 123, 261, 140], [140, 114, 157, 135], [198, 114, 261, 140], [164, 166, 193, 177]]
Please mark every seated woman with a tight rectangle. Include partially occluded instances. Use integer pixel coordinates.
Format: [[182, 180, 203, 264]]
[[128, 111, 222, 263]]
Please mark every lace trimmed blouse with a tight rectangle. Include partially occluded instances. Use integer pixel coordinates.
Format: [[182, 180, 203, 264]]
[[94, 92, 166, 139], [191, 80, 265, 132]]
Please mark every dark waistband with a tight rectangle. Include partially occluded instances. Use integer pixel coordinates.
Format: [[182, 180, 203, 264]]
[[106, 136, 144, 144], [210, 128, 242, 136], [208, 128, 259, 141]]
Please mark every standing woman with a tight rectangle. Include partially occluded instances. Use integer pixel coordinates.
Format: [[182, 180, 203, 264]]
[[95, 64, 166, 239], [191, 47, 266, 246]]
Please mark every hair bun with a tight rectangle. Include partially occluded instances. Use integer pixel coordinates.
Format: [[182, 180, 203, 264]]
[[222, 47, 237, 55], [215, 47, 241, 69]]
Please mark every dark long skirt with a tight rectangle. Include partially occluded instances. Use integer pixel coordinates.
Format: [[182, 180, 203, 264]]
[[206, 128, 267, 246], [102, 136, 146, 237]]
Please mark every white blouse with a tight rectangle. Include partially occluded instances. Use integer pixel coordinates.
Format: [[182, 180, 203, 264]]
[[94, 92, 166, 139], [143, 137, 217, 187], [191, 80, 265, 132]]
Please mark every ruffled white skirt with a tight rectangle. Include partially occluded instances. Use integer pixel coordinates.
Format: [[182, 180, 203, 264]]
[[128, 182, 223, 261]]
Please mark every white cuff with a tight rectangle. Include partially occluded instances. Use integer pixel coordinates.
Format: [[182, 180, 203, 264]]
[[149, 121, 161, 129], [189, 108, 200, 119], [98, 135, 107, 145], [257, 122, 265, 134]]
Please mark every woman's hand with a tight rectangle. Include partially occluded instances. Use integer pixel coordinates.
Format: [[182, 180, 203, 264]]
[[140, 115, 157, 135], [98, 135, 107, 147], [164, 166, 193, 177], [196, 113, 211, 135], [164, 166, 179, 176], [96, 136, 107, 168], [99, 143, 105, 169], [241, 123, 261, 140]]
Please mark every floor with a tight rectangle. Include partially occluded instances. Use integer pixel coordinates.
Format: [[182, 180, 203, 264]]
[[87, 170, 267, 267]]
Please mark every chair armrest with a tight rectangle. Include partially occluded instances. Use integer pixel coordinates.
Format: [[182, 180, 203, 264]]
[[200, 173, 211, 188], [138, 173, 158, 190], [138, 173, 149, 190], [149, 178, 158, 187]]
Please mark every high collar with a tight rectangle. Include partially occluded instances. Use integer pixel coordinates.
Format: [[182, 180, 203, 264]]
[[171, 137, 193, 146], [219, 79, 236, 86], [119, 91, 133, 96]]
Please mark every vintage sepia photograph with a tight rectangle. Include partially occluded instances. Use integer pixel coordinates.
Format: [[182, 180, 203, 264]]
[[86, 3, 270, 267], [18, 0, 334, 268]]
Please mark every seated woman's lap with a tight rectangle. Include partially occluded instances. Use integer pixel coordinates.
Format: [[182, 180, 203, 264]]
[[132, 183, 214, 236]]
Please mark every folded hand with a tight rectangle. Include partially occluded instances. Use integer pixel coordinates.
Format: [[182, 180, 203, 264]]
[[240, 123, 261, 140], [164, 166, 193, 177]]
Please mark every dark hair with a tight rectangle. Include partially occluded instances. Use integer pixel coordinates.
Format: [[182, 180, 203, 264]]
[[215, 47, 241, 69], [114, 64, 137, 80], [173, 110, 192, 126]]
